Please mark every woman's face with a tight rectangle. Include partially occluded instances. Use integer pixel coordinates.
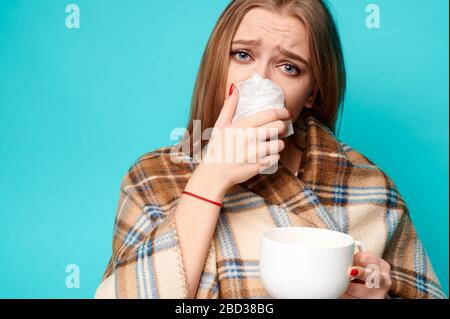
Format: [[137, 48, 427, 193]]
[[226, 8, 318, 120]]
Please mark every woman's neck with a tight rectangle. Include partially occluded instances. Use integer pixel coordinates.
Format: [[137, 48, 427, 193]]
[[279, 135, 302, 176]]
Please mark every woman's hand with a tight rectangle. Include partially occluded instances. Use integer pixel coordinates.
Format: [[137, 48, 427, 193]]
[[199, 84, 292, 189], [341, 251, 393, 299]]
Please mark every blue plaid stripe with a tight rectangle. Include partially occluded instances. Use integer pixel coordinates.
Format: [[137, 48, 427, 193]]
[[123, 215, 149, 247], [268, 205, 292, 227], [385, 184, 400, 242], [135, 244, 146, 298], [314, 185, 405, 207], [414, 239, 426, 278], [332, 205, 348, 234], [222, 190, 267, 212], [152, 229, 178, 251], [224, 197, 266, 213], [303, 187, 340, 231], [224, 192, 259, 204], [317, 185, 400, 191], [352, 163, 378, 169], [317, 185, 404, 201], [385, 209, 399, 241], [143, 204, 166, 219], [332, 185, 348, 205], [216, 214, 240, 259], [218, 260, 260, 279], [134, 229, 178, 298], [123, 204, 173, 248], [136, 241, 157, 298], [340, 143, 352, 152], [331, 185, 348, 233], [198, 271, 219, 294], [135, 229, 178, 257], [344, 198, 401, 204]]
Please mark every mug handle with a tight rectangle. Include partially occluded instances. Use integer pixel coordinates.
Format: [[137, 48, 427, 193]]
[[354, 240, 366, 254], [350, 240, 366, 281]]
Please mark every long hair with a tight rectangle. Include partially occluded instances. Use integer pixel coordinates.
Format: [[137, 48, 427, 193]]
[[179, 0, 346, 157]]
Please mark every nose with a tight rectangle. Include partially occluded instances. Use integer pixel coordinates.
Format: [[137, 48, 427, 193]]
[[256, 66, 270, 81], [254, 58, 272, 81]]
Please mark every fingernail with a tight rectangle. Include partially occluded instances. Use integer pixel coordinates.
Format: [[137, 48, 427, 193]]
[[228, 83, 234, 96], [350, 268, 359, 276]]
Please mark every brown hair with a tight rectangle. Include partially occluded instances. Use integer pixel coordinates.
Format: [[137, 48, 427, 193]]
[[180, 0, 346, 157]]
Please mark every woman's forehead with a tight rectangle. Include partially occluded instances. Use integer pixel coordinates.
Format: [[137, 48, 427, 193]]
[[233, 8, 309, 59]]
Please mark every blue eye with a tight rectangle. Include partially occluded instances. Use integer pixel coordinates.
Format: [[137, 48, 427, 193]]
[[232, 50, 251, 61], [282, 63, 300, 75]]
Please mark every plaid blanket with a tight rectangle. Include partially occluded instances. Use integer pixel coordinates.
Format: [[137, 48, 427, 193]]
[[100, 114, 446, 299]]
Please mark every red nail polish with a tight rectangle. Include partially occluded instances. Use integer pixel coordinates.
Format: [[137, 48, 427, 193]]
[[350, 268, 359, 276], [229, 83, 234, 96], [288, 110, 293, 119]]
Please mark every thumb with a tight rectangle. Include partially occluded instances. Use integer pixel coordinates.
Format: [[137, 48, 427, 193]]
[[215, 83, 239, 128]]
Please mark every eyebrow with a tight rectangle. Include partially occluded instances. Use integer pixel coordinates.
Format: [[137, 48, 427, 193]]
[[231, 38, 308, 66]]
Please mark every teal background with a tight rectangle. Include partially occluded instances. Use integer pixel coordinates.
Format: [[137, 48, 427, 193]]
[[0, 0, 447, 298]]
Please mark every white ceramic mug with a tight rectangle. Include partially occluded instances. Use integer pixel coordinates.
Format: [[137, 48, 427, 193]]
[[259, 226, 365, 299]]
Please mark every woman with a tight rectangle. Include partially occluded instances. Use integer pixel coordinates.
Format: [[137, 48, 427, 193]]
[[95, 0, 445, 299]]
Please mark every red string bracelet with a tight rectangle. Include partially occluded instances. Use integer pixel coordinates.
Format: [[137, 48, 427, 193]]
[[182, 190, 224, 207]]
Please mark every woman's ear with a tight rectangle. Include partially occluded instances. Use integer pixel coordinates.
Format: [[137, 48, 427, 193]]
[[304, 85, 319, 108]]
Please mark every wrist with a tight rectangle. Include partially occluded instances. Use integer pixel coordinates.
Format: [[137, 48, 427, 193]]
[[186, 164, 230, 203]]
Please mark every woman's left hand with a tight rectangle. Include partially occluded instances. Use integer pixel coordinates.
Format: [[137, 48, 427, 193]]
[[340, 251, 393, 299]]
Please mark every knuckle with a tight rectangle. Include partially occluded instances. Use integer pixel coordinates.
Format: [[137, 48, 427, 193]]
[[275, 120, 285, 132], [356, 252, 371, 265], [385, 261, 392, 272], [269, 109, 278, 119], [386, 279, 393, 289], [383, 273, 393, 288]]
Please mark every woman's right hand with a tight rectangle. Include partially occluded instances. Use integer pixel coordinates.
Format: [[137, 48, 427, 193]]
[[198, 84, 292, 189]]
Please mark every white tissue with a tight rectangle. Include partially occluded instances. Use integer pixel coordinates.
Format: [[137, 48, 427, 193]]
[[231, 72, 294, 138]]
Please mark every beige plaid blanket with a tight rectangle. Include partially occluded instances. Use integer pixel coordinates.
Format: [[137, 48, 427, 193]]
[[99, 114, 446, 299]]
